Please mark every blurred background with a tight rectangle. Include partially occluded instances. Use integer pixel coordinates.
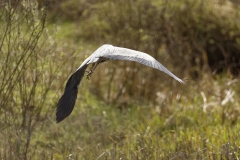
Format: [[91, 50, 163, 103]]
[[0, 0, 240, 159]]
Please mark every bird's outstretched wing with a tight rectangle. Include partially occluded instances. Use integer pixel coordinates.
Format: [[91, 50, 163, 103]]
[[56, 65, 88, 123], [97, 45, 184, 83], [56, 44, 184, 123]]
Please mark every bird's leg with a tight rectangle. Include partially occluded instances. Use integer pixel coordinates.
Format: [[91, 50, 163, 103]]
[[85, 64, 93, 74], [86, 62, 99, 80]]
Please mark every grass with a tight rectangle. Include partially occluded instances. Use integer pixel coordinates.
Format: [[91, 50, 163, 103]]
[[43, 72, 240, 159], [1, 21, 240, 160], [1, 0, 240, 159]]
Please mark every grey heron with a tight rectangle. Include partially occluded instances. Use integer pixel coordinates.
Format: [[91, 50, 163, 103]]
[[56, 44, 184, 123]]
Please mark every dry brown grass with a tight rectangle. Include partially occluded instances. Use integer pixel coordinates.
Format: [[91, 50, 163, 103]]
[[0, 0, 240, 159]]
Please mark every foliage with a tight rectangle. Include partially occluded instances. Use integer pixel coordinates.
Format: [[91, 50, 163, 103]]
[[31, 74, 240, 159], [77, 0, 240, 77], [0, 0, 77, 159], [47, 0, 240, 103], [0, 0, 240, 159]]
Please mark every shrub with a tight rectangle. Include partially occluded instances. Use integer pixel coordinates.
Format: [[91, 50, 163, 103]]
[[76, 0, 240, 102], [0, 0, 77, 159]]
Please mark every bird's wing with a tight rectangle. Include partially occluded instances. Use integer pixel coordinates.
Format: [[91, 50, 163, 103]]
[[97, 46, 184, 83], [56, 64, 88, 123]]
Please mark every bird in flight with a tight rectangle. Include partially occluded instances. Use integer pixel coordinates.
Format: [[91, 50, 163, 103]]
[[56, 44, 184, 123]]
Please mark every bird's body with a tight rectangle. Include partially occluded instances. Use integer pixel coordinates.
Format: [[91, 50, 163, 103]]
[[56, 44, 184, 123]]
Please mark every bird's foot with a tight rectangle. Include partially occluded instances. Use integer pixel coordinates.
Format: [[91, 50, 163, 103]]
[[86, 63, 99, 80], [86, 70, 94, 80]]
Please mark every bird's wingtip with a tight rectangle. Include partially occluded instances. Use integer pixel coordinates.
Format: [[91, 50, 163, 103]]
[[56, 115, 63, 123], [56, 118, 61, 123], [179, 79, 185, 84], [178, 78, 188, 84]]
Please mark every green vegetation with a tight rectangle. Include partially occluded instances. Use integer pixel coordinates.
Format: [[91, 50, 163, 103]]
[[0, 0, 240, 159]]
